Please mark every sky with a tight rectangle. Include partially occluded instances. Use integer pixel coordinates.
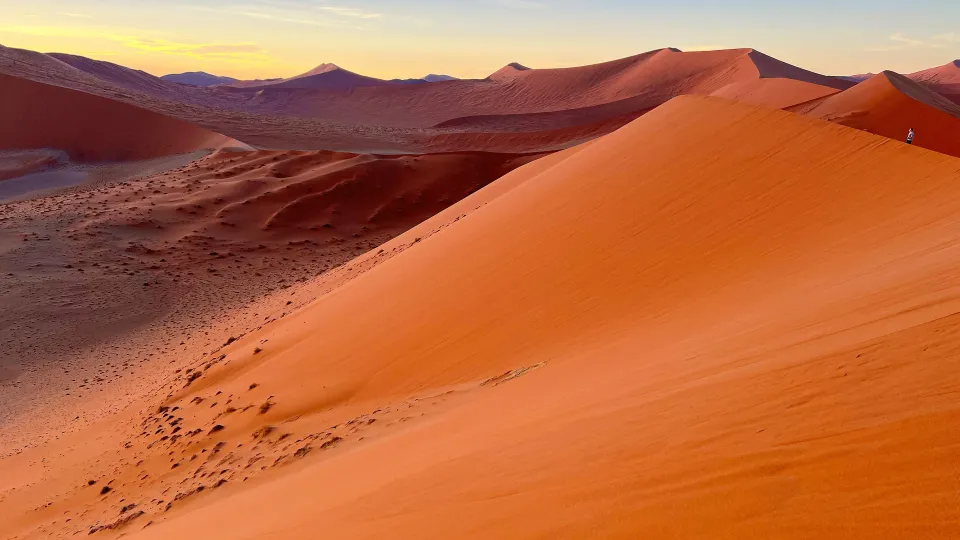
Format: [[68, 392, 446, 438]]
[[1, 0, 959, 80]]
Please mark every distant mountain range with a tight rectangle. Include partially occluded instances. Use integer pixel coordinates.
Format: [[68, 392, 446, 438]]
[[162, 67, 459, 88]]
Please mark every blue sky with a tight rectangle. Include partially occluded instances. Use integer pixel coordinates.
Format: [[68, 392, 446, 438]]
[[1, 0, 958, 79]]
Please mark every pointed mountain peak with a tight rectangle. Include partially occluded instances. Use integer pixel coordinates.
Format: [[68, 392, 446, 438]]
[[487, 62, 531, 81], [301, 63, 343, 77]]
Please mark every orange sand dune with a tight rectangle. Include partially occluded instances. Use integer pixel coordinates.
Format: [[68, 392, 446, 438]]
[[909, 59, 960, 104], [487, 61, 531, 81], [909, 59, 960, 84], [5, 96, 960, 539], [129, 96, 960, 539], [0, 73, 244, 162], [791, 70, 960, 157]]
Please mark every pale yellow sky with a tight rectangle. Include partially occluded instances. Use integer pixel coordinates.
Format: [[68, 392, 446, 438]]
[[2, 0, 958, 80]]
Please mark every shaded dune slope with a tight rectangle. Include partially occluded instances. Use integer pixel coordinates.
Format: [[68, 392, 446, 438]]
[[791, 70, 960, 157], [0, 148, 544, 437], [87, 148, 545, 242], [47, 53, 175, 96], [0, 73, 244, 162], [19, 96, 955, 539]]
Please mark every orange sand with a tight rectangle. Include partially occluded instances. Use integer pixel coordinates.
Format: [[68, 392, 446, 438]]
[[3, 96, 960, 539]]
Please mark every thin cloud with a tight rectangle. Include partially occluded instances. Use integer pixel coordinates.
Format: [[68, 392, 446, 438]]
[[489, 0, 548, 8], [122, 37, 270, 62], [58, 12, 93, 19], [866, 32, 949, 52], [234, 10, 337, 27], [210, 2, 382, 28], [679, 45, 730, 52], [317, 6, 381, 19], [0, 24, 270, 63], [265, 0, 382, 18], [0, 25, 126, 39]]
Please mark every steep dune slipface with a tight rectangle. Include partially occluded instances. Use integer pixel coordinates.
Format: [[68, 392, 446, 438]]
[[791, 71, 960, 157], [28, 96, 952, 539], [0, 74, 244, 162]]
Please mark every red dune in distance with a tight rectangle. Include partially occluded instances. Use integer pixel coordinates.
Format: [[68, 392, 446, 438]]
[[791, 70, 960, 157], [225, 63, 345, 88], [48, 52, 178, 96], [487, 61, 532, 81], [0, 45, 204, 104], [709, 78, 840, 110], [0, 73, 243, 162], [10, 44, 960, 157], [0, 45, 857, 153], [909, 60, 960, 103], [4, 96, 960, 539], [476, 47, 849, 114], [243, 47, 848, 152], [260, 48, 852, 128], [227, 64, 392, 90]]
